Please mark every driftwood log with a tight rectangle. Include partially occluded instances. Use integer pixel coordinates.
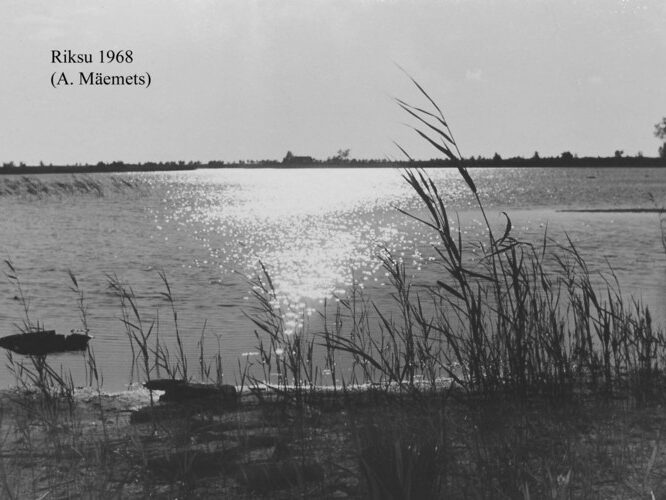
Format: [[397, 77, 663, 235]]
[[144, 379, 238, 403], [0, 330, 91, 356]]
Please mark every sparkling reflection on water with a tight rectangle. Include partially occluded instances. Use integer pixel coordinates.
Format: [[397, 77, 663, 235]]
[[0, 167, 665, 390]]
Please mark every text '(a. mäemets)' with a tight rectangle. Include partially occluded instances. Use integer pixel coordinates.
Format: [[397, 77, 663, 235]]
[[50, 49, 152, 88]]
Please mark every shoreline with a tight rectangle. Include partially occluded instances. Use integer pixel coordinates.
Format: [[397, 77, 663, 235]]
[[1, 156, 664, 175], [3, 379, 666, 498]]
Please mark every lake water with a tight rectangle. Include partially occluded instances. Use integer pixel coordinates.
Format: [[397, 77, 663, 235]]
[[1, 167, 665, 391]]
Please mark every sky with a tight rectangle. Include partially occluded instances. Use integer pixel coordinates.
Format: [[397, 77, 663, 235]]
[[1, 0, 665, 164]]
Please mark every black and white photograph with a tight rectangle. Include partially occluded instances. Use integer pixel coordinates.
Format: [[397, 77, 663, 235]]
[[1, 0, 666, 497]]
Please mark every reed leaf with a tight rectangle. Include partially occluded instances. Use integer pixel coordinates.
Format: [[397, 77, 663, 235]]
[[413, 128, 457, 161]]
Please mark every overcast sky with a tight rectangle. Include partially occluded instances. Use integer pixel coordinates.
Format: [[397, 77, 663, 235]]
[[1, 0, 665, 164]]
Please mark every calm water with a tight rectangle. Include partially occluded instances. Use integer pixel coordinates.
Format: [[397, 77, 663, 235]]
[[0, 167, 665, 391]]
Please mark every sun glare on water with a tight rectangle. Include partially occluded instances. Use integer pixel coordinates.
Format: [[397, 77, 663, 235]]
[[156, 168, 432, 310]]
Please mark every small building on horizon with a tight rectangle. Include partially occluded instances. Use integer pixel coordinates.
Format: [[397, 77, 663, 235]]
[[282, 151, 314, 164]]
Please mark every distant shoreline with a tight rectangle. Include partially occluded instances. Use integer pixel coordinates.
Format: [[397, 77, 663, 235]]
[[1, 156, 664, 175]]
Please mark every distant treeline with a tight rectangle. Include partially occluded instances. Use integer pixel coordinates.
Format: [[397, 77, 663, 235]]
[[0, 161, 200, 175], [1, 155, 665, 174]]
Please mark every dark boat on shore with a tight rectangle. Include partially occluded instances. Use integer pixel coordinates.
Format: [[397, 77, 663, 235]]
[[0, 329, 91, 356]]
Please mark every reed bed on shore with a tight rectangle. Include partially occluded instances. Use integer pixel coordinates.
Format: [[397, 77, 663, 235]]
[[0, 174, 141, 198], [243, 76, 664, 404]]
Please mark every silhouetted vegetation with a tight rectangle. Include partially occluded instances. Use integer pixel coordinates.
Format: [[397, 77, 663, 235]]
[[1, 150, 665, 175], [656, 117, 666, 158]]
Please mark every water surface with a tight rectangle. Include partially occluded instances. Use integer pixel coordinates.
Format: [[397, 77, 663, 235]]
[[0, 167, 664, 390]]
